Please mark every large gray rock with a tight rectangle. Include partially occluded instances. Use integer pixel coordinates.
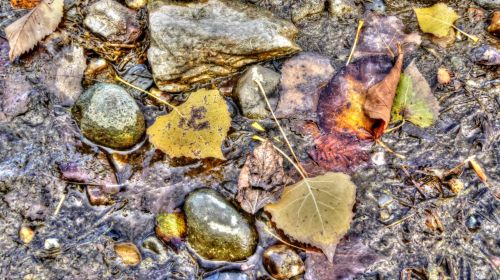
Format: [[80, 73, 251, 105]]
[[84, 0, 142, 43], [147, 0, 300, 92], [234, 65, 280, 119], [72, 83, 145, 150], [184, 189, 257, 261], [473, 0, 500, 9]]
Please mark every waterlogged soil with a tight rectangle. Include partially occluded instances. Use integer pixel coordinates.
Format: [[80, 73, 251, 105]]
[[1, 0, 499, 279]]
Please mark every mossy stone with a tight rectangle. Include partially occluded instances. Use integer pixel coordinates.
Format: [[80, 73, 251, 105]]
[[72, 83, 145, 149]]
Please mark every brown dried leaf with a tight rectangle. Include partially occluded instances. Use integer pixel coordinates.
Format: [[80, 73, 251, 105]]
[[10, 0, 41, 9], [236, 140, 290, 214], [310, 132, 370, 172], [469, 158, 488, 183], [363, 47, 404, 138], [5, 0, 64, 61]]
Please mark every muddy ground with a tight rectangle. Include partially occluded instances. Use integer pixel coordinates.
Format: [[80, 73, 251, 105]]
[[0, 0, 499, 279]]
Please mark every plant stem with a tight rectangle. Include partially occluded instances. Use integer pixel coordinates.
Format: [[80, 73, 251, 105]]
[[115, 75, 184, 117], [346, 20, 364, 66]]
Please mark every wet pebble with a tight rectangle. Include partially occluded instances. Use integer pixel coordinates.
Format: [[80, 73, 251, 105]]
[[114, 242, 142, 266], [19, 226, 35, 244], [155, 212, 186, 247], [72, 83, 146, 150], [125, 0, 147, 9], [465, 215, 482, 231], [470, 44, 500, 66], [263, 244, 305, 280], [184, 189, 258, 261], [84, 0, 142, 43], [234, 65, 280, 119]]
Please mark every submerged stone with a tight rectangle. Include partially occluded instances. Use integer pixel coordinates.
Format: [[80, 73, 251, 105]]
[[263, 244, 305, 280], [147, 0, 300, 92], [72, 83, 145, 150], [184, 189, 257, 261]]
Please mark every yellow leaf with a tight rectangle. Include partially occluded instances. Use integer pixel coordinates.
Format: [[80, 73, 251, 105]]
[[5, 0, 64, 61], [414, 3, 459, 38], [114, 243, 141, 266], [147, 89, 231, 159], [265, 172, 356, 262]]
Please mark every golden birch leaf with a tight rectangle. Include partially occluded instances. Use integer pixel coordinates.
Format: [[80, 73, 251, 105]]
[[414, 3, 459, 38], [5, 0, 64, 61], [147, 88, 231, 160], [265, 172, 356, 262]]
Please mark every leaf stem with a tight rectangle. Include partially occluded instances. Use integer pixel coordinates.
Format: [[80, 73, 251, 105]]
[[114, 75, 184, 117], [376, 139, 406, 159], [253, 78, 307, 176], [346, 19, 364, 66], [385, 119, 406, 133]]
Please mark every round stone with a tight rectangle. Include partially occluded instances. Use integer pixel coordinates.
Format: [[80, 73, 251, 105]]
[[72, 83, 145, 149], [263, 244, 305, 280], [184, 189, 257, 261]]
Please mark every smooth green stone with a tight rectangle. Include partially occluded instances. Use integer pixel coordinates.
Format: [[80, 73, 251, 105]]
[[72, 83, 145, 149], [184, 189, 257, 261]]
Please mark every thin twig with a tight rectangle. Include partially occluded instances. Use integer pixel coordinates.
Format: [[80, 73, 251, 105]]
[[376, 139, 406, 159], [254, 78, 306, 176], [346, 20, 364, 66], [53, 192, 66, 216], [384, 119, 406, 133]]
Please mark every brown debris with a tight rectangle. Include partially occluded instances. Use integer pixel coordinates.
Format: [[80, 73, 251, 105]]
[[488, 11, 500, 36], [236, 140, 291, 214], [437, 67, 452, 85]]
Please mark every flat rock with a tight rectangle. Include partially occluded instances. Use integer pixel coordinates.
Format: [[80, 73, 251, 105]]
[[72, 83, 145, 149], [234, 65, 280, 119], [84, 0, 142, 43], [147, 0, 300, 92], [275, 52, 334, 119], [184, 189, 257, 261], [473, 0, 500, 9]]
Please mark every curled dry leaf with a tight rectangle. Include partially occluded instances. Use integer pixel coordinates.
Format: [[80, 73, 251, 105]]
[[147, 89, 232, 159], [391, 61, 440, 128], [363, 46, 403, 138], [114, 243, 141, 266], [468, 158, 488, 183], [265, 172, 357, 262], [318, 51, 403, 140], [5, 0, 64, 61], [236, 140, 291, 214]]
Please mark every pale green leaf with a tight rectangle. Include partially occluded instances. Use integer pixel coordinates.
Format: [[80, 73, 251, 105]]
[[391, 62, 440, 127], [265, 172, 356, 262]]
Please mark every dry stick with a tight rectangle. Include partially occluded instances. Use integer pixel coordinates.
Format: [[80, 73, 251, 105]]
[[114, 75, 184, 117], [53, 192, 66, 216], [376, 139, 406, 159], [253, 78, 307, 176], [346, 19, 364, 66]]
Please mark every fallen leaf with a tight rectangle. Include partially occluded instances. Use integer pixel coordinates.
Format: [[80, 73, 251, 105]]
[[354, 13, 421, 59], [305, 235, 383, 280], [391, 61, 440, 127], [437, 67, 451, 85], [265, 172, 357, 262], [114, 243, 141, 266], [237, 140, 291, 214], [147, 88, 232, 159], [310, 132, 370, 172], [275, 52, 335, 119], [5, 0, 64, 61], [414, 3, 459, 38], [10, 0, 41, 9], [363, 46, 404, 138], [318, 52, 403, 139]]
